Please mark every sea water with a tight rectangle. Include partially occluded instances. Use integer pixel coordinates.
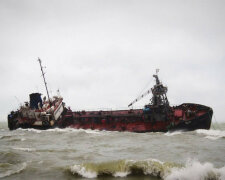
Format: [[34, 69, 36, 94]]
[[0, 122, 225, 180]]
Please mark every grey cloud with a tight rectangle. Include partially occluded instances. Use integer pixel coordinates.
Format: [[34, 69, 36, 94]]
[[0, 0, 224, 122]]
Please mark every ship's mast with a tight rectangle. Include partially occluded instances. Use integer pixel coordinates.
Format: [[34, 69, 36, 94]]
[[38, 58, 51, 104]]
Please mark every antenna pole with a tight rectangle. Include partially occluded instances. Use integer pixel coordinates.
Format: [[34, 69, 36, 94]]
[[38, 58, 51, 104]]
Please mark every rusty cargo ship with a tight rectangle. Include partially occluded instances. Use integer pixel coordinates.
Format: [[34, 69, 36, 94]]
[[8, 59, 213, 132]]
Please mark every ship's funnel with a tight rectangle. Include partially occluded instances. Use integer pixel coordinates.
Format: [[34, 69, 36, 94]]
[[29, 93, 43, 109]]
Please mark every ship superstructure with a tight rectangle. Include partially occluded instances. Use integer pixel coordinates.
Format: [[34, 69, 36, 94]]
[[8, 59, 65, 130]]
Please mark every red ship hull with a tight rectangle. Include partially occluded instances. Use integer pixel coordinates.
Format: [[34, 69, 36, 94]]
[[8, 103, 213, 132], [57, 103, 213, 132]]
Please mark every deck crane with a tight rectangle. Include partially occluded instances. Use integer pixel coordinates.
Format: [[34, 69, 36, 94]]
[[128, 89, 152, 107], [128, 69, 169, 107]]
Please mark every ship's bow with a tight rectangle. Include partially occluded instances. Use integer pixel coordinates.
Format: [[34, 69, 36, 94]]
[[188, 104, 213, 130], [172, 103, 213, 131]]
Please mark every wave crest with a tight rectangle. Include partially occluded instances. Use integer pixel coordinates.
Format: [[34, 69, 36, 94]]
[[0, 162, 27, 178], [165, 160, 225, 180], [70, 159, 225, 179], [70, 159, 179, 178]]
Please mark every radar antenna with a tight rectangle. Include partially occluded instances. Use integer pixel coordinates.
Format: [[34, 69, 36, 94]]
[[38, 58, 51, 104]]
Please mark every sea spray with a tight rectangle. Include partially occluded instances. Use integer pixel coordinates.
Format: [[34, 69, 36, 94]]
[[165, 160, 225, 180]]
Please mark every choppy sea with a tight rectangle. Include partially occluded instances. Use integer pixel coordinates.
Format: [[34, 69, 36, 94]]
[[0, 122, 225, 180]]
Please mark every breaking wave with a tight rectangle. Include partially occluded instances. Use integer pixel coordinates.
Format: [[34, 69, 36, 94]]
[[0, 162, 27, 178], [70, 159, 179, 178], [70, 159, 225, 179], [166, 160, 225, 180], [196, 129, 225, 140]]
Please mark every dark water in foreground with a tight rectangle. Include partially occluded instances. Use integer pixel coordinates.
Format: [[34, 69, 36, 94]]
[[0, 122, 225, 180]]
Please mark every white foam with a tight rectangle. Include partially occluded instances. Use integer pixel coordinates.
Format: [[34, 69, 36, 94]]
[[145, 158, 164, 164], [70, 165, 97, 178], [18, 128, 42, 133], [21, 138, 26, 141], [165, 131, 183, 136], [0, 162, 27, 178], [46, 128, 73, 132], [113, 171, 130, 177], [196, 129, 225, 140], [84, 129, 100, 133], [45, 128, 102, 135], [12, 147, 36, 152], [165, 160, 225, 180], [17, 127, 109, 135]]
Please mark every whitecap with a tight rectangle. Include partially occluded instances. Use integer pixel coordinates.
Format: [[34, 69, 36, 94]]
[[82, 129, 102, 135], [18, 127, 107, 135], [70, 164, 97, 178], [113, 171, 130, 177], [12, 147, 36, 152], [45, 128, 102, 135], [70, 158, 225, 180], [70, 158, 171, 179], [165, 131, 182, 136], [165, 160, 225, 180], [18, 128, 42, 133], [45, 128, 72, 133]]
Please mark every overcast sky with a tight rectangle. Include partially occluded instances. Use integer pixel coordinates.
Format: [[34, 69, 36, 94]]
[[0, 0, 224, 122]]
